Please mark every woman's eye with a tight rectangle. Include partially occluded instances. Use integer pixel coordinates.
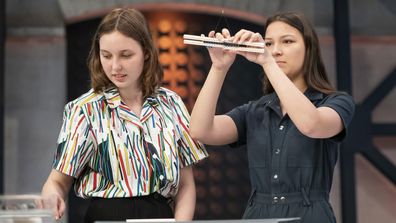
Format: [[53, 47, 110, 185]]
[[122, 54, 132, 58], [265, 42, 272, 47], [284, 39, 294, 44], [101, 55, 111, 59]]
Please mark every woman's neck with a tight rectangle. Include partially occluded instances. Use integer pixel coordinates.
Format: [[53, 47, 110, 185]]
[[119, 88, 144, 115], [292, 75, 308, 93]]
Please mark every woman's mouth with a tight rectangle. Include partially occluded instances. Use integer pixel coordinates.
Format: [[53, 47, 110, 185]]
[[112, 74, 127, 82]]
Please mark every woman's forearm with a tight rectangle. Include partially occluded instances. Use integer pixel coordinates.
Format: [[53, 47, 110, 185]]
[[189, 66, 228, 140], [174, 166, 196, 221], [262, 60, 338, 137]]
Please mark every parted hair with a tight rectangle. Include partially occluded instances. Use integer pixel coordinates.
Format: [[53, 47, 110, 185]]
[[87, 8, 163, 98], [262, 12, 336, 94]]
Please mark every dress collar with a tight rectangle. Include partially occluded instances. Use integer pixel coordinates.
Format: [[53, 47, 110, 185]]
[[103, 87, 160, 124], [103, 87, 122, 109], [258, 88, 324, 106]]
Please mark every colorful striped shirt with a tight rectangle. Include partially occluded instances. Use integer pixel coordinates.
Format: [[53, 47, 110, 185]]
[[53, 87, 208, 198]]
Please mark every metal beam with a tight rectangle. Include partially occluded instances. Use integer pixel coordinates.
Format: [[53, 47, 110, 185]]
[[361, 68, 396, 110], [373, 123, 396, 135], [334, 0, 396, 221], [334, 0, 352, 94], [0, 0, 6, 194], [333, 0, 357, 222], [339, 144, 357, 223], [362, 146, 396, 184]]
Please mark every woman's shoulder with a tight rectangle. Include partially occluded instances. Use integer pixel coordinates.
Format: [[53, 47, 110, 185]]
[[65, 88, 105, 109], [322, 91, 354, 104], [229, 94, 275, 115], [245, 93, 276, 108], [154, 87, 184, 103], [156, 87, 179, 98]]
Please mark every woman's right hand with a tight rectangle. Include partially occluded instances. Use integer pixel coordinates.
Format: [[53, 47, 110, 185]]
[[37, 193, 66, 220], [206, 28, 236, 72], [41, 170, 73, 220], [232, 29, 273, 66], [49, 194, 67, 220]]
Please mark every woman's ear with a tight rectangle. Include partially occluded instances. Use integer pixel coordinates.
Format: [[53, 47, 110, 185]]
[[144, 53, 149, 60]]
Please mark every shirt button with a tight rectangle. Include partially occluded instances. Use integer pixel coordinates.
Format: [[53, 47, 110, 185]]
[[273, 196, 278, 203], [274, 149, 280, 154], [280, 196, 286, 202], [273, 174, 278, 179], [279, 125, 284, 130], [159, 175, 164, 180]]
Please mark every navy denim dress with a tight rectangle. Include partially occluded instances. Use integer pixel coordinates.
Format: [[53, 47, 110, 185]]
[[227, 88, 355, 223]]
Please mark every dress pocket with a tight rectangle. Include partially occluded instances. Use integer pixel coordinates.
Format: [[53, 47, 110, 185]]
[[246, 136, 267, 168], [285, 126, 319, 168]]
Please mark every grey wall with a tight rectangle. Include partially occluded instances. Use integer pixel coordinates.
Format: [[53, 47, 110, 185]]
[[5, 0, 65, 194]]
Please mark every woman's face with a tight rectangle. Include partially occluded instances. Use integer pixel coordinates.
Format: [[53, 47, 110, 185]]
[[99, 31, 145, 91], [264, 21, 306, 82]]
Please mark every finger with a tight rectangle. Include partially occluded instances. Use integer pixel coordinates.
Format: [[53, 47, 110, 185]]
[[55, 198, 65, 220], [35, 198, 44, 209], [215, 32, 224, 40], [222, 28, 231, 39], [251, 32, 263, 42], [208, 30, 215, 38], [53, 205, 60, 220], [235, 51, 247, 58], [232, 29, 245, 43], [239, 31, 254, 43], [58, 203, 65, 219]]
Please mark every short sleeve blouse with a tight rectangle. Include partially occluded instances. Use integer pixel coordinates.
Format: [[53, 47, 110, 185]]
[[53, 87, 208, 198]]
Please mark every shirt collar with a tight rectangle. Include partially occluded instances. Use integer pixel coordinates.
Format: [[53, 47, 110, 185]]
[[103, 87, 161, 108], [258, 88, 324, 110], [103, 87, 122, 109], [304, 88, 324, 101]]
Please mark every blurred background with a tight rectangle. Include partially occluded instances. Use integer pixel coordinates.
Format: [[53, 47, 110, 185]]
[[1, 0, 395, 223]]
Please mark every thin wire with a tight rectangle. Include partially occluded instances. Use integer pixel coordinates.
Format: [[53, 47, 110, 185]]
[[223, 11, 232, 32], [213, 9, 232, 33], [213, 9, 224, 33]]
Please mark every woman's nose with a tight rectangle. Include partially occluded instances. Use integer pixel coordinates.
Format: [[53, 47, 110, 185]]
[[271, 44, 282, 56], [112, 60, 122, 71]]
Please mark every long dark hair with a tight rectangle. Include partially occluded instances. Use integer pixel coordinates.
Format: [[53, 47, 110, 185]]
[[262, 12, 335, 94]]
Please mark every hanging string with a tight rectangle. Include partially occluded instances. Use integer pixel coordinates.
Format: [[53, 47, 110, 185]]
[[213, 9, 232, 34]]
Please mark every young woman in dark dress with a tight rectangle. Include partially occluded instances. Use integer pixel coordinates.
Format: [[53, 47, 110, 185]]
[[190, 12, 354, 223]]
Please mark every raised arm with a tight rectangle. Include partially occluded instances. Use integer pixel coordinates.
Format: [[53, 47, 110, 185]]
[[189, 29, 238, 145], [232, 29, 345, 138], [41, 169, 73, 220], [261, 58, 344, 138]]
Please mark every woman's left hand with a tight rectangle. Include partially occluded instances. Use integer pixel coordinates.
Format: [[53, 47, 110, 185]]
[[232, 29, 273, 65]]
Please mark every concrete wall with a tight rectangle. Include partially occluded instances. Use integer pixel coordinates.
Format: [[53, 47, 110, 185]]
[[4, 0, 65, 193]]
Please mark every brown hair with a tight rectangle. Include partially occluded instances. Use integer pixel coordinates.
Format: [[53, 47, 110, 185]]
[[87, 8, 163, 98], [262, 12, 335, 94]]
